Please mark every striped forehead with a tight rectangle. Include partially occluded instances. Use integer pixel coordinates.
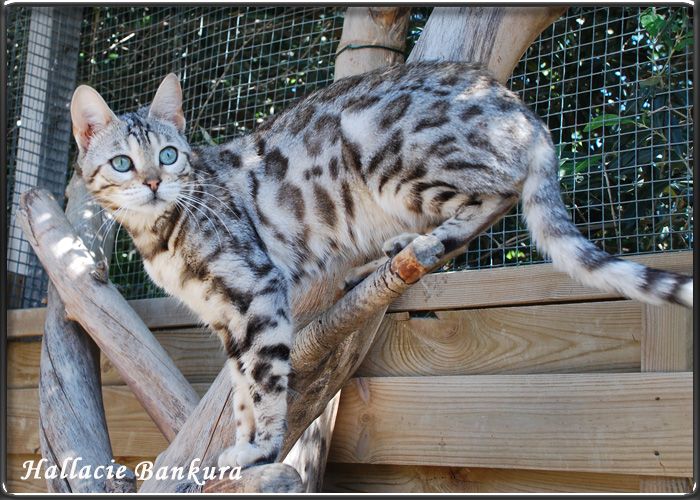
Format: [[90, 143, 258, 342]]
[[121, 112, 152, 143]]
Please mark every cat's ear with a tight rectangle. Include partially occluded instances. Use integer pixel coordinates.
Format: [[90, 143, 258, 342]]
[[149, 73, 185, 132], [70, 85, 118, 152]]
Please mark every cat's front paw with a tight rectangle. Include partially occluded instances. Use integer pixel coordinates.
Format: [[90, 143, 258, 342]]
[[217, 442, 276, 470]]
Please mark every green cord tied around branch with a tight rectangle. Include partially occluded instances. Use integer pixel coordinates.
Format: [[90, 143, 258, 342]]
[[335, 43, 405, 58]]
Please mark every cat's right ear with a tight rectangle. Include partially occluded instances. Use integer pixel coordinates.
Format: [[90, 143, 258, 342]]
[[70, 85, 117, 153]]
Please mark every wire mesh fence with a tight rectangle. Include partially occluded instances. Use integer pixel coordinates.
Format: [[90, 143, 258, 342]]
[[5, 6, 693, 307], [6, 7, 83, 308], [460, 6, 694, 271]]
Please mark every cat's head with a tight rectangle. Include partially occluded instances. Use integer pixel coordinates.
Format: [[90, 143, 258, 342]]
[[70, 74, 192, 218]]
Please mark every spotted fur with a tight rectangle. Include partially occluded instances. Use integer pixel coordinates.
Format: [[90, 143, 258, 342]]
[[70, 61, 693, 470]]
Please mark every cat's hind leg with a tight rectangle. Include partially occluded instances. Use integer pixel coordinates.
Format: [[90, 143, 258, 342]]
[[217, 286, 293, 469], [341, 233, 421, 292], [427, 193, 518, 260]]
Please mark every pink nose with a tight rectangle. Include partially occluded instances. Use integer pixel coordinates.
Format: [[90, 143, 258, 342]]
[[144, 178, 161, 192]]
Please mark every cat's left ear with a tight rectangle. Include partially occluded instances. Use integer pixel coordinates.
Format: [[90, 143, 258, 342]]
[[149, 73, 186, 132]]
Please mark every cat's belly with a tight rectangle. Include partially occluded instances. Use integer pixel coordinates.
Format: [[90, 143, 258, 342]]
[[143, 253, 227, 327]]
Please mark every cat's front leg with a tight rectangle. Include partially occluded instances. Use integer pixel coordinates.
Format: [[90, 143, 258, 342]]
[[215, 285, 293, 469]]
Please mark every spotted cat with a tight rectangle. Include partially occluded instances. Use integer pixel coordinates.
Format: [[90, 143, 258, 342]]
[[70, 61, 693, 468]]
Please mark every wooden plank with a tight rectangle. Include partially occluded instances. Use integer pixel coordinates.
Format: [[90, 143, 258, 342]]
[[7, 296, 197, 339], [358, 301, 642, 377], [639, 303, 694, 493], [7, 384, 209, 457], [6, 455, 155, 494], [328, 373, 692, 476], [323, 463, 642, 493], [641, 304, 693, 373], [8, 328, 224, 389], [7, 252, 692, 339], [388, 252, 693, 312]]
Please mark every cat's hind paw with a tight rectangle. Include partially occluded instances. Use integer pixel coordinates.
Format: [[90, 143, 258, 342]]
[[217, 441, 276, 470], [341, 257, 389, 293], [382, 233, 421, 258]]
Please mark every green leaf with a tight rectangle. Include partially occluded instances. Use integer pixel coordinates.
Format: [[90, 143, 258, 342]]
[[640, 9, 665, 39], [574, 154, 603, 174], [583, 114, 637, 132]]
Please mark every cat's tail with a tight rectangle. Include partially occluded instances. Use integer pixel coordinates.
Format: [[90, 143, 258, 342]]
[[521, 130, 693, 308]]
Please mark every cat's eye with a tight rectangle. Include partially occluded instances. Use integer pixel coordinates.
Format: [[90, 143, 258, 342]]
[[159, 146, 178, 165], [110, 155, 133, 173]]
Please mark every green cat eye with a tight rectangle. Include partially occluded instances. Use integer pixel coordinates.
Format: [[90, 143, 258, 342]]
[[110, 155, 133, 173], [159, 146, 178, 165]]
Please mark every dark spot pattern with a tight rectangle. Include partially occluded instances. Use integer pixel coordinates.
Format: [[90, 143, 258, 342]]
[[264, 148, 289, 180], [328, 157, 339, 180], [290, 104, 316, 134], [460, 104, 482, 122], [313, 183, 337, 228], [277, 182, 305, 220], [219, 150, 241, 168], [379, 94, 411, 129]]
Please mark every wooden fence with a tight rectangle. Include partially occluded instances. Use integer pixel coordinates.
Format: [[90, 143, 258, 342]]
[[7, 251, 693, 493]]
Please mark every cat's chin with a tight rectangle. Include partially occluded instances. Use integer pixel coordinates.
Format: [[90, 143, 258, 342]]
[[126, 197, 174, 216]]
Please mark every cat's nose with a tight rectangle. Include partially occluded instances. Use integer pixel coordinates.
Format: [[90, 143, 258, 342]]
[[144, 178, 161, 193]]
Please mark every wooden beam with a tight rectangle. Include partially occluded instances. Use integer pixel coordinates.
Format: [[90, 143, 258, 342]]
[[639, 303, 693, 493], [8, 327, 224, 389], [328, 373, 692, 476], [357, 301, 643, 377], [11, 373, 691, 476], [16, 189, 199, 442], [8, 252, 691, 340], [323, 463, 643, 493], [11, 299, 643, 390], [387, 252, 693, 312]]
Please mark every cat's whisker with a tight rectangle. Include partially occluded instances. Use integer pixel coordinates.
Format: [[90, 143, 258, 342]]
[[178, 182, 243, 223], [177, 193, 237, 245], [176, 196, 224, 249]]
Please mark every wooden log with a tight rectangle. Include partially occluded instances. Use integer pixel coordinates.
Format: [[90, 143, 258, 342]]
[[141, 6, 562, 492], [38, 174, 133, 492], [283, 392, 341, 492], [334, 7, 410, 80], [6, 454, 153, 494], [639, 304, 693, 493], [406, 6, 568, 83], [16, 188, 199, 442], [171, 464, 303, 493], [329, 373, 693, 476]]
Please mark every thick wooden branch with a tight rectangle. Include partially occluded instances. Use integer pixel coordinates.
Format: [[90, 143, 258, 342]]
[[38, 174, 135, 492], [17, 188, 200, 442], [334, 7, 410, 80], [171, 464, 303, 493], [407, 6, 568, 83]]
